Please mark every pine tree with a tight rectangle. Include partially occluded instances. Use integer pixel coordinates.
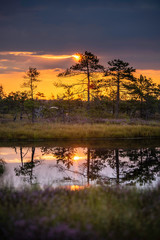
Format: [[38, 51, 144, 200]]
[[23, 67, 41, 122], [58, 51, 104, 105], [106, 59, 135, 118]]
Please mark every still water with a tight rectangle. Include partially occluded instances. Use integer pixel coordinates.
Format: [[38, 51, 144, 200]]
[[0, 139, 160, 189]]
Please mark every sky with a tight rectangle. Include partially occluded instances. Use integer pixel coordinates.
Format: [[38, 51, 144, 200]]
[[0, 0, 160, 98]]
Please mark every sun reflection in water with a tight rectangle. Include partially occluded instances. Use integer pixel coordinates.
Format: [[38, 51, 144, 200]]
[[70, 185, 85, 191], [73, 155, 80, 161]]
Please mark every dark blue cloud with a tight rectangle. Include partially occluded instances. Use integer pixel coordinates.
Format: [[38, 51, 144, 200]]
[[0, 0, 160, 69], [1, 0, 160, 14]]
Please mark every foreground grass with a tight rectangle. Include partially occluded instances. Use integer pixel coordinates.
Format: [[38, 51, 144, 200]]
[[0, 122, 160, 140], [0, 186, 160, 240]]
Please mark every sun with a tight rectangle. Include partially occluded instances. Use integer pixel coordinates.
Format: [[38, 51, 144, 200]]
[[72, 54, 81, 61]]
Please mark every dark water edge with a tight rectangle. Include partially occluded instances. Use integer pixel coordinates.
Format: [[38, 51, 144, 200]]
[[0, 137, 160, 149]]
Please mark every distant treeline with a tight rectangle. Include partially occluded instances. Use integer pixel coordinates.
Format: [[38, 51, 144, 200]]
[[0, 51, 160, 122]]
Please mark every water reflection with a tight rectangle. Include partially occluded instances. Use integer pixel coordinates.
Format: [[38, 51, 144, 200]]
[[14, 147, 42, 185], [0, 144, 160, 188], [0, 158, 6, 177], [121, 148, 160, 185]]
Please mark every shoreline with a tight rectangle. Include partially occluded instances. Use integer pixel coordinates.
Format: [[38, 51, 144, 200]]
[[0, 122, 160, 140]]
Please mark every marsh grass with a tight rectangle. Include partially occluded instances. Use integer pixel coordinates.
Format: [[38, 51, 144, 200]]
[[0, 185, 160, 239], [0, 122, 160, 140]]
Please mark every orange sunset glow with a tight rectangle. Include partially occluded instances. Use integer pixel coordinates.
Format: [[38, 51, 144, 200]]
[[72, 54, 82, 61], [0, 51, 83, 99], [0, 69, 160, 99], [0, 51, 159, 99], [39, 54, 73, 60], [1, 1, 160, 239]]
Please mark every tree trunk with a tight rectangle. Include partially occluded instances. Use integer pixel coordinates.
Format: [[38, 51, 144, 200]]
[[115, 74, 120, 118], [87, 148, 90, 185], [20, 147, 23, 167], [115, 149, 120, 185], [20, 103, 24, 120], [31, 78, 35, 123], [112, 100, 115, 116], [31, 102, 35, 123], [140, 98, 143, 118], [30, 147, 35, 184], [87, 61, 90, 108]]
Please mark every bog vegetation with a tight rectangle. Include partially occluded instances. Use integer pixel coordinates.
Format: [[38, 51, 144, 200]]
[[0, 123, 160, 140], [1, 186, 160, 240]]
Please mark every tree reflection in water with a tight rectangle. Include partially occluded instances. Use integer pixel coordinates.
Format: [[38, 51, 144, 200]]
[[0, 158, 6, 177], [41, 146, 85, 184], [81, 148, 110, 185], [41, 146, 160, 187], [121, 148, 160, 186], [14, 147, 41, 185], [0, 144, 155, 187]]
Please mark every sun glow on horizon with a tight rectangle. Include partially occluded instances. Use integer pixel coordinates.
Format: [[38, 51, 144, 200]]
[[72, 54, 81, 61], [39, 54, 73, 60], [0, 51, 82, 61]]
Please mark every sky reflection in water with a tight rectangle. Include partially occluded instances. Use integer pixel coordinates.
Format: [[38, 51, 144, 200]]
[[0, 144, 160, 189]]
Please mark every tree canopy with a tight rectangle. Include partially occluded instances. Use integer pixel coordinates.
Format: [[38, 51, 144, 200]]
[[58, 51, 104, 104]]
